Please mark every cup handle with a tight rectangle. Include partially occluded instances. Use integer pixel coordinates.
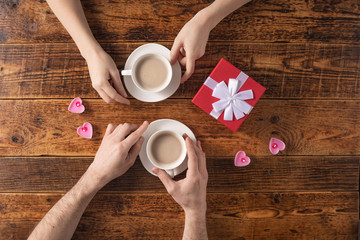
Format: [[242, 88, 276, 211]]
[[121, 69, 132, 76], [166, 169, 175, 178]]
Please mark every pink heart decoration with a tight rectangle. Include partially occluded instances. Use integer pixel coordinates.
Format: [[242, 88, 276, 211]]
[[269, 138, 286, 155], [68, 97, 85, 114], [234, 151, 251, 167], [77, 122, 93, 139]]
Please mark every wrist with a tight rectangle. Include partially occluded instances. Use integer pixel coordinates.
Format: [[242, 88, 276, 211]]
[[82, 164, 108, 192], [191, 9, 215, 33], [72, 173, 101, 199], [184, 206, 207, 219], [78, 40, 104, 61], [196, 5, 222, 31]]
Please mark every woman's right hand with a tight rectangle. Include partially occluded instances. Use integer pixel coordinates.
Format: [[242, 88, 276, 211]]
[[85, 49, 130, 104]]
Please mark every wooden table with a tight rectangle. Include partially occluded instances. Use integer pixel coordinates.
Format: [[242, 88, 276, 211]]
[[0, 0, 359, 239]]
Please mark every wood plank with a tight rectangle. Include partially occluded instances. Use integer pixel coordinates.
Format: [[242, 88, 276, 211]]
[[0, 0, 359, 43], [0, 156, 358, 192], [0, 43, 359, 99], [0, 192, 357, 239], [0, 99, 359, 157]]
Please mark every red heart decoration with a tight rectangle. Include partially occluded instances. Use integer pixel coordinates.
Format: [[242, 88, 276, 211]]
[[68, 97, 85, 114], [269, 138, 286, 155], [77, 122, 93, 139], [234, 151, 251, 167]]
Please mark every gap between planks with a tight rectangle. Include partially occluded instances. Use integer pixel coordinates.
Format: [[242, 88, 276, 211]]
[[0, 41, 359, 46], [1, 98, 360, 101]]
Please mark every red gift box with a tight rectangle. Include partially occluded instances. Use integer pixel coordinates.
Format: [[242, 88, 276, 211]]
[[192, 58, 266, 132]]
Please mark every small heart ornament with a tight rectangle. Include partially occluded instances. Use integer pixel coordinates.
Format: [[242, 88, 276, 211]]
[[269, 138, 285, 155], [68, 97, 85, 114], [77, 122, 93, 139], [234, 151, 251, 167]]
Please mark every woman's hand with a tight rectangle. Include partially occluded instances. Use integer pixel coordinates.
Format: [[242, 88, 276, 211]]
[[170, 13, 211, 83], [86, 49, 130, 104]]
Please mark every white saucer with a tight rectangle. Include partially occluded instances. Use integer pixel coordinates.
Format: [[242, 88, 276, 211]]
[[139, 119, 196, 177], [122, 43, 182, 102]]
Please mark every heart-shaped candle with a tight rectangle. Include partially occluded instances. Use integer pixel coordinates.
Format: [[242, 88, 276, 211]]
[[269, 138, 285, 155], [77, 122, 93, 139], [68, 97, 85, 114], [234, 151, 251, 167]]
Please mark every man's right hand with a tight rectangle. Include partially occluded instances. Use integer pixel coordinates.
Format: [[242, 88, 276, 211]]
[[152, 136, 208, 215]]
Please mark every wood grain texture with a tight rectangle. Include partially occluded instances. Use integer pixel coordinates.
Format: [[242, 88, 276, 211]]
[[0, 192, 358, 240], [0, 0, 359, 238], [0, 156, 358, 193], [0, 0, 359, 43], [0, 42, 359, 99], [0, 99, 359, 157]]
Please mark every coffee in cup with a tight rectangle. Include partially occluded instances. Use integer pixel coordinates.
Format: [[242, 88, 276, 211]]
[[146, 130, 186, 174], [121, 53, 172, 93]]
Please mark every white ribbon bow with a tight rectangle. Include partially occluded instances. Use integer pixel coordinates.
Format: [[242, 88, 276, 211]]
[[211, 78, 254, 121]]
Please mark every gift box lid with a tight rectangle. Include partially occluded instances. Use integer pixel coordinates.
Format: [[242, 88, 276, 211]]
[[192, 58, 266, 132]]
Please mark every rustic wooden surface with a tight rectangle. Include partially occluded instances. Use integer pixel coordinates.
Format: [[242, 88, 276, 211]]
[[0, 0, 359, 239], [0, 0, 359, 43], [0, 43, 359, 99], [0, 100, 359, 156], [0, 156, 358, 193], [0, 193, 358, 239]]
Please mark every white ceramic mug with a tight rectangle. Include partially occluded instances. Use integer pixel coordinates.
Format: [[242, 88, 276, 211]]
[[121, 53, 172, 93], [146, 130, 187, 178]]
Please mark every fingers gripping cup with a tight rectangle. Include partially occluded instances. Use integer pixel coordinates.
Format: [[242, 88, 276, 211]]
[[146, 130, 187, 178], [121, 54, 173, 93]]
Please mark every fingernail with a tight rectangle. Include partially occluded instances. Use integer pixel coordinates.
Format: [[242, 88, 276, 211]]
[[152, 167, 159, 174], [143, 121, 148, 125]]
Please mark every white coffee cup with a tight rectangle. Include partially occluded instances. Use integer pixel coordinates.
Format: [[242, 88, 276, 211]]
[[121, 53, 172, 93], [146, 130, 187, 178]]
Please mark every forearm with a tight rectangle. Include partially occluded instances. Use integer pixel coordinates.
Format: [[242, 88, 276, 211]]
[[183, 209, 208, 240], [197, 0, 252, 30], [28, 169, 102, 240], [46, 0, 103, 59]]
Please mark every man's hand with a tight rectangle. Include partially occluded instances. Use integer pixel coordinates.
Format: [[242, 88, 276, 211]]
[[170, 14, 211, 83], [86, 49, 130, 104], [152, 136, 208, 214], [87, 121, 149, 188], [28, 121, 149, 240], [152, 136, 208, 239]]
